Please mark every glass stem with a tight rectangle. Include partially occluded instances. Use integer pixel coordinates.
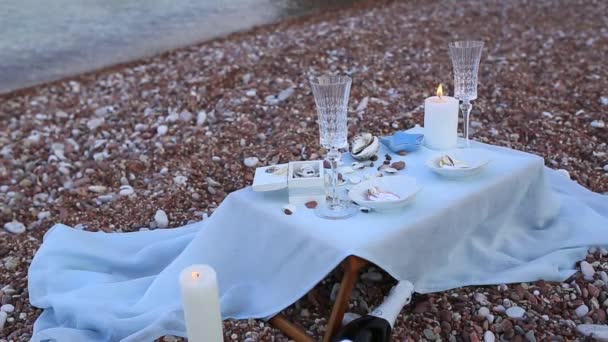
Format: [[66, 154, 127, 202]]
[[460, 100, 473, 148], [327, 149, 341, 208]]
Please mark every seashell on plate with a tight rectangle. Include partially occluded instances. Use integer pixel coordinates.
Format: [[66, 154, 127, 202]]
[[351, 133, 380, 161], [378, 164, 398, 173], [296, 165, 318, 178], [282, 204, 296, 215], [352, 160, 373, 170], [349, 175, 362, 184]]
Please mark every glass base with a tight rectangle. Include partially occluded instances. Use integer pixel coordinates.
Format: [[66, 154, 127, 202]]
[[315, 200, 358, 220]]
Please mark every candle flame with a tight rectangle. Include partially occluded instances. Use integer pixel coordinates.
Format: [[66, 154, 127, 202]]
[[191, 271, 200, 280], [436, 84, 443, 98]]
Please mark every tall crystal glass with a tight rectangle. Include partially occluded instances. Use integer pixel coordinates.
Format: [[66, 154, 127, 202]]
[[310, 75, 358, 220], [448, 40, 484, 148]]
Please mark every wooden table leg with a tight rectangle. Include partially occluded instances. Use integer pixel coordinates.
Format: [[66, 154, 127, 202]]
[[269, 314, 316, 342], [323, 256, 368, 342], [270, 256, 368, 342]]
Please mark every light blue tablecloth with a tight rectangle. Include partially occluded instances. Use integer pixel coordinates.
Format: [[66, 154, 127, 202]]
[[28, 135, 608, 341]]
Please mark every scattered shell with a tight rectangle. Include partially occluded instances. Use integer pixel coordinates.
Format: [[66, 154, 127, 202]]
[[352, 160, 373, 170], [439, 155, 455, 167], [305, 201, 318, 209], [378, 164, 398, 173], [391, 161, 406, 170], [282, 204, 296, 215], [349, 175, 362, 184], [350, 133, 380, 160]]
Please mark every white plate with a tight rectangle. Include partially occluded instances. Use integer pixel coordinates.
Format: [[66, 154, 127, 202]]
[[348, 175, 421, 211], [426, 149, 490, 179]]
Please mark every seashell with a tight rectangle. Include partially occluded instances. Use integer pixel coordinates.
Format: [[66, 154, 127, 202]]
[[340, 166, 355, 174], [383, 167, 398, 174], [349, 175, 362, 184], [296, 165, 318, 178], [359, 206, 371, 213], [350, 133, 380, 160], [282, 204, 296, 215], [266, 165, 288, 175], [391, 161, 406, 170], [305, 201, 318, 209], [352, 160, 372, 170], [438, 155, 455, 167]]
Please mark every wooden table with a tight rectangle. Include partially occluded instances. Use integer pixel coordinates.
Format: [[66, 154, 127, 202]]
[[269, 256, 369, 342]]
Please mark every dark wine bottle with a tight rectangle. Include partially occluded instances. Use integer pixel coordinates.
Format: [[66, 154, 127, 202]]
[[332, 281, 414, 342]]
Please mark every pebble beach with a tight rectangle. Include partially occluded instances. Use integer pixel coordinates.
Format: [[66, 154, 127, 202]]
[[1, 0, 607, 340]]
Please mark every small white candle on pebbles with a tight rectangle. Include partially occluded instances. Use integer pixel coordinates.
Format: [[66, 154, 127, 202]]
[[423, 84, 459, 150], [179, 264, 223, 342]]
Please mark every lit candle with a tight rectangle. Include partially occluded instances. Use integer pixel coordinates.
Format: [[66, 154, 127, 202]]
[[423, 84, 459, 150], [179, 264, 223, 342]]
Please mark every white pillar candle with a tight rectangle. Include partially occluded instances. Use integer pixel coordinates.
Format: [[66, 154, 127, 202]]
[[423, 84, 459, 150], [179, 264, 223, 342]]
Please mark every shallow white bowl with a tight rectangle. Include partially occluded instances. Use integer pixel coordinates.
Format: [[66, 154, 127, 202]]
[[426, 148, 490, 179], [348, 175, 421, 211]]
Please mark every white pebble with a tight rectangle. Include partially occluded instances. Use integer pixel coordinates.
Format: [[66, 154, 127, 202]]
[[474, 293, 488, 304], [591, 120, 606, 128], [581, 261, 595, 280], [94, 106, 114, 117], [493, 305, 506, 313], [600, 271, 608, 284], [356, 97, 369, 112], [486, 314, 495, 323], [604, 164, 608, 172], [576, 304, 590, 318], [533, 290, 540, 296], [157, 125, 168, 136], [243, 157, 259, 168], [478, 307, 490, 318], [154, 210, 169, 228], [3, 221, 25, 234], [361, 271, 383, 282], [577, 324, 608, 341], [88, 185, 107, 193], [86, 117, 105, 130], [277, 87, 294, 101], [245, 89, 257, 97], [0, 304, 14, 313], [601, 96, 608, 105], [484, 331, 496, 342], [179, 111, 193, 122], [0, 311, 7, 330], [37, 211, 51, 220], [542, 315, 549, 321], [173, 175, 188, 186], [197, 111, 207, 126], [119, 185, 134, 196], [506, 306, 526, 319]]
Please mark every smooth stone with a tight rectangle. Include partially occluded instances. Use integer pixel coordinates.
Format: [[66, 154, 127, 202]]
[[581, 261, 595, 280], [157, 125, 168, 136], [474, 293, 489, 304], [179, 111, 193, 122], [525, 330, 536, 342], [88, 185, 107, 193], [361, 271, 383, 282], [342, 312, 361, 326], [245, 89, 257, 97], [602, 96, 608, 105], [37, 211, 51, 220], [493, 305, 506, 313], [243, 157, 259, 168], [196, 111, 207, 126], [173, 175, 188, 185], [575, 304, 590, 317], [0, 311, 6, 330], [590, 120, 606, 128], [119, 185, 134, 196], [86, 117, 105, 130], [154, 210, 169, 228], [3, 221, 25, 234], [277, 87, 294, 101], [486, 314, 495, 323], [577, 324, 608, 341], [484, 331, 495, 342], [0, 304, 14, 313], [330, 283, 340, 302], [506, 306, 526, 319], [94, 106, 114, 116], [478, 307, 490, 318], [600, 271, 608, 284]]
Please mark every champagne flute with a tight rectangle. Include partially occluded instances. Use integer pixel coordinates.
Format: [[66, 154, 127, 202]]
[[448, 40, 484, 148], [310, 75, 358, 220]]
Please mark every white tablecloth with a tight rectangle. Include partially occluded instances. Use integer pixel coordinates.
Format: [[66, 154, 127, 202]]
[[29, 132, 608, 341]]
